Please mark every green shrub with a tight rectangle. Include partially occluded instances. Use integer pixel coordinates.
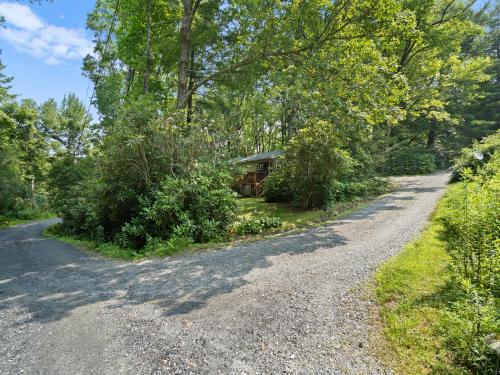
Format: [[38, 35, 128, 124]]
[[263, 172, 293, 203], [437, 154, 500, 373], [437, 294, 499, 374], [279, 119, 352, 209], [451, 130, 500, 182], [51, 158, 237, 252], [100, 164, 238, 251], [329, 177, 388, 202], [141, 165, 237, 245], [47, 156, 101, 239], [381, 144, 436, 176], [232, 215, 282, 235], [441, 164, 499, 297]]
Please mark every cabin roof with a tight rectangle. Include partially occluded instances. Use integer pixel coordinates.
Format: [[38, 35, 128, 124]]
[[228, 150, 284, 165]]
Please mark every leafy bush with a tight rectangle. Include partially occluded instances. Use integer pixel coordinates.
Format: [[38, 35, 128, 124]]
[[263, 172, 293, 203], [48, 157, 103, 239], [441, 161, 499, 296], [274, 119, 352, 209], [329, 177, 388, 202], [437, 153, 500, 373], [142, 165, 237, 244], [105, 165, 236, 250], [263, 121, 388, 208], [380, 144, 436, 176], [232, 215, 282, 235], [53, 163, 237, 252], [451, 130, 500, 182]]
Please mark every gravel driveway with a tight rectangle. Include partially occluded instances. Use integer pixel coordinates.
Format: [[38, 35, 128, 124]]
[[0, 172, 449, 375]]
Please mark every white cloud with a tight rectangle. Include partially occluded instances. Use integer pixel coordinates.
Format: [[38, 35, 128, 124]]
[[0, 2, 92, 65]]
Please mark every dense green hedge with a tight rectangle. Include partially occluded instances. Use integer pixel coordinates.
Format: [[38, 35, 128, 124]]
[[451, 130, 500, 182], [438, 151, 499, 373], [51, 162, 237, 251], [380, 144, 436, 176]]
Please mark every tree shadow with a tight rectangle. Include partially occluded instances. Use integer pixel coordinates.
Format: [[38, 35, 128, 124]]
[[0, 174, 447, 324], [341, 177, 445, 222], [0, 219, 348, 324]]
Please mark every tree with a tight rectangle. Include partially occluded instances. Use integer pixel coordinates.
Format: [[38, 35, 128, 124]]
[[281, 120, 352, 209], [38, 94, 93, 160]]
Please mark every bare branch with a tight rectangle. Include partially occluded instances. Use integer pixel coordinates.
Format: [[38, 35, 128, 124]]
[[431, 0, 476, 26]]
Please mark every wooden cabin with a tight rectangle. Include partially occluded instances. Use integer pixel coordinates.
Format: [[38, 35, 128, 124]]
[[229, 150, 284, 197]]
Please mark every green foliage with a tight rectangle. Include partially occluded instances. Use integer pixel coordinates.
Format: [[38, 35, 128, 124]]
[[280, 119, 352, 209], [329, 177, 389, 203], [0, 54, 50, 220], [381, 144, 436, 176], [376, 152, 500, 374], [52, 160, 237, 252], [436, 156, 499, 373], [442, 163, 500, 296], [232, 215, 282, 236], [437, 159, 500, 373], [135, 165, 237, 245], [47, 157, 100, 238], [262, 172, 293, 203], [38, 94, 94, 159], [451, 130, 500, 182], [0, 149, 26, 214]]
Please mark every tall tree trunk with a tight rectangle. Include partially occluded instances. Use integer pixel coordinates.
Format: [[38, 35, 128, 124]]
[[281, 114, 287, 146], [31, 177, 36, 208], [186, 50, 195, 123], [426, 124, 436, 149], [177, 0, 194, 109], [126, 67, 135, 94], [144, 0, 152, 93]]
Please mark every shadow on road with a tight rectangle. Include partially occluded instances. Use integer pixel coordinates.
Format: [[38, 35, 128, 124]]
[[1, 220, 349, 323], [0, 174, 446, 323]]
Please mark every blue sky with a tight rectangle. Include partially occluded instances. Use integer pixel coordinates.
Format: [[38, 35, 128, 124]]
[[0, 0, 493, 109], [0, 0, 96, 106]]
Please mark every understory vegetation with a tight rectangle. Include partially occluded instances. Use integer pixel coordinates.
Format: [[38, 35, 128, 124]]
[[1, 0, 499, 262], [376, 131, 499, 374]]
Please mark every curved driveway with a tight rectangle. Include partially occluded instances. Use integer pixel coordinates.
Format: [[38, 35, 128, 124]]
[[0, 172, 449, 374]]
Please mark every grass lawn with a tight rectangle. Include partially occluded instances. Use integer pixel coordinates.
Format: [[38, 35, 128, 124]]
[[375, 184, 484, 374], [0, 213, 57, 230], [235, 196, 375, 231], [375, 219, 451, 374], [236, 197, 325, 228]]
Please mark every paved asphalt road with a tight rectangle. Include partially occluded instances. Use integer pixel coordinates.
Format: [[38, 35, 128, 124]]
[[0, 172, 450, 375]]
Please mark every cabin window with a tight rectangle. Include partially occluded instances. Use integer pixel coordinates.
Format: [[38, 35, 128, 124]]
[[256, 163, 268, 172]]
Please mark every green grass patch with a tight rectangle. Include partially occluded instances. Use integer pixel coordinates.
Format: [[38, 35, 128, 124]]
[[44, 224, 221, 260], [375, 183, 498, 374], [237, 197, 324, 228], [376, 219, 451, 373], [236, 197, 373, 231], [44, 225, 140, 260], [0, 212, 57, 229]]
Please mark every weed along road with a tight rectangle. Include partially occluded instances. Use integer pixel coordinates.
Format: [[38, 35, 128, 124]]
[[0, 173, 449, 374]]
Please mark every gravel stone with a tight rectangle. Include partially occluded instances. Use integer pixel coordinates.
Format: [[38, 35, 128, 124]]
[[0, 172, 449, 374]]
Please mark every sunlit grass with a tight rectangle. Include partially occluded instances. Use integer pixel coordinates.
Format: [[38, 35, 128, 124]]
[[236, 197, 326, 229], [375, 184, 470, 374], [0, 212, 57, 229]]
